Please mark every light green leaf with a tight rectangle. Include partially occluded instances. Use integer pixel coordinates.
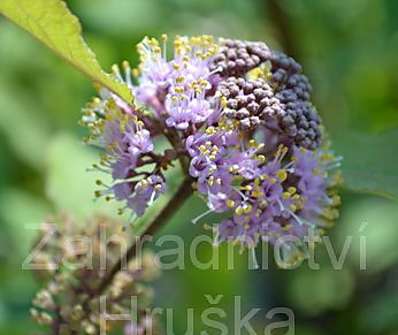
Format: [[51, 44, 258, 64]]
[[0, 188, 51, 257], [338, 197, 398, 273], [45, 132, 121, 219], [0, 80, 51, 169], [288, 267, 354, 315], [333, 129, 398, 201], [0, 0, 133, 103]]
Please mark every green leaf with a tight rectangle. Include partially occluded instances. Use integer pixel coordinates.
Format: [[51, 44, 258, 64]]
[[288, 267, 354, 315], [338, 197, 398, 273], [45, 132, 121, 219], [0, 80, 51, 169], [333, 129, 398, 201], [0, 0, 133, 103], [0, 188, 51, 257]]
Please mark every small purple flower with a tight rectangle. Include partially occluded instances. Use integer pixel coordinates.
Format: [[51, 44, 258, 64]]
[[216, 219, 244, 244], [165, 95, 213, 130], [126, 129, 154, 157], [128, 175, 166, 216]]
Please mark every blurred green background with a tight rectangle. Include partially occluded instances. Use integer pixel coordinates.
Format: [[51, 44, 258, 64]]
[[0, 0, 398, 334]]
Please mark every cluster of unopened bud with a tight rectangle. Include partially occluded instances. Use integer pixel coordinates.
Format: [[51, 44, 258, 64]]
[[212, 39, 321, 149], [30, 214, 159, 335]]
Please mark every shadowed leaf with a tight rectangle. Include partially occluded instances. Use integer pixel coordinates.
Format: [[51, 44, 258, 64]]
[[333, 130, 398, 201]]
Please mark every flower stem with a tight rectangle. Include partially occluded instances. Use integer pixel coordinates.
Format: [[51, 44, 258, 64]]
[[95, 176, 193, 295]]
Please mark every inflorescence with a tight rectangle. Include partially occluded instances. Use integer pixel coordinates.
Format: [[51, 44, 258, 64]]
[[30, 214, 160, 334], [82, 35, 342, 251]]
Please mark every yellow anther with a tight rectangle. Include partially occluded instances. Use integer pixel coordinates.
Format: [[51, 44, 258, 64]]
[[208, 176, 215, 186], [282, 224, 292, 232], [235, 206, 244, 216], [289, 204, 297, 212], [276, 169, 288, 182], [174, 86, 184, 94], [330, 171, 344, 186], [229, 165, 240, 174], [251, 187, 264, 198], [209, 167, 217, 173], [199, 79, 209, 86], [332, 195, 341, 206], [275, 144, 288, 160], [257, 155, 266, 163], [248, 139, 257, 147], [321, 152, 334, 161], [205, 126, 216, 135], [220, 96, 228, 108], [226, 199, 235, 208], [282, 192, 291, 200], [288, 186, 297, 194], [111, 64, 120, 74], [122, 60, 130, 69], [322, 208, 339, 220], [132, 68, 140, 77], [212, 146, 220, 154], [243, 204, 253, 214], [199, 145, 207, 152], [242, 185, 252, 191], [93, 97, 102, 105]]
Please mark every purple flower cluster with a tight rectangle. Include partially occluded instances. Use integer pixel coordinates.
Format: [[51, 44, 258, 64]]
[[83, 103, 166, 218], [135, 35, 218, 130], [82, 35, 342, 248]]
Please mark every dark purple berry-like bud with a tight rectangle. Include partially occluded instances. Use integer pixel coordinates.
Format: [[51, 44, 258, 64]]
[[217, 74, 321, 149]]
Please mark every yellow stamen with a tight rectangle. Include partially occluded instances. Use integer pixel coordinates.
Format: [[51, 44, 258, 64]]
[[226, 199, 235, 208], [276, 169, 288, 182]]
